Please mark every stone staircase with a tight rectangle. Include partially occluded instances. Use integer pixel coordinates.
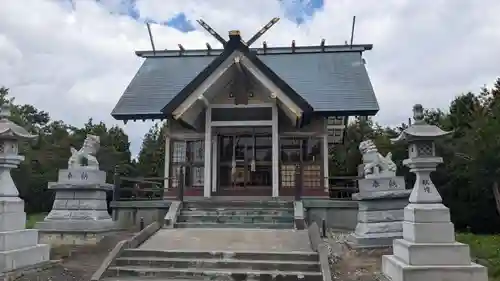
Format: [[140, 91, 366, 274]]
[[174, 201, 295, 229], [101, 248, 322, 281]]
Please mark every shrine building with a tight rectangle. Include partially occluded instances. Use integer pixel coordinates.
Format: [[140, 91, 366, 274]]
[[110, 21, 379, 199]]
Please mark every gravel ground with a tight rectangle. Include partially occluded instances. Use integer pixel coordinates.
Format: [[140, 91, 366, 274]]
[[13, 231, 135, 281], [326, 231, 392, 281]]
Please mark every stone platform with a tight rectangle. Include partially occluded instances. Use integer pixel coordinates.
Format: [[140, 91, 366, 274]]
[[35, 168, 117, 245], [0, 199, 50, 272], [349, 177, 411, 248], [140, 228, 313, 252]]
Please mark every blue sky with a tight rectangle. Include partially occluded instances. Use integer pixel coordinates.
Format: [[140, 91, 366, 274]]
[[90, 0, 324, 32]]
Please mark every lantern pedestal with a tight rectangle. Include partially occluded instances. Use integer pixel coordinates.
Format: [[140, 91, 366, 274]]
[[381, 158, 487, 281], [0, 155, 50, 273], [348, 176, 411, 248]]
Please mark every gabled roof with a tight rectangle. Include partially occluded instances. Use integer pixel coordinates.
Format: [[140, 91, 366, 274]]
[[162, 34, 314, 117], [111, 35, 379, 121]]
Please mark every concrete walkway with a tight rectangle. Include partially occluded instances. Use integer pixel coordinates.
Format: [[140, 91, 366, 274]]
[[139, 228, 313, 252]]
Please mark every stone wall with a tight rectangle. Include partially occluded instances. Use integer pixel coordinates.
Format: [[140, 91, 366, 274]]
[[111, 199, 357, 231], [303, 199, 358, 231], [110, 201, 171, 229]]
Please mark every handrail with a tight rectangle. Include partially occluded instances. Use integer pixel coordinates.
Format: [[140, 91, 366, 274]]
[[328, 175, 359, 200], [119, 176, 170, 184], [112, 165, 186, 202]]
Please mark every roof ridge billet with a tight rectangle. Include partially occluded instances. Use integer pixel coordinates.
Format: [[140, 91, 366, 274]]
[[135, 44, 373, 58]]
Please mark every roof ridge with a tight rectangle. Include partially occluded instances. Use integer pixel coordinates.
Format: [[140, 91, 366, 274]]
[[135, 44, 373, 58]]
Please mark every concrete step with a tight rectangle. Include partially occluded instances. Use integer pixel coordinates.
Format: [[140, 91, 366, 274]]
[[177, 215, 294, 224], [180, 209, 294, 216], [107, 265, 323, 281], [174, 222, 293, 229], [120, 249, 319, 262], [183, 201, 293, 209], [115, 256, 320, 272]]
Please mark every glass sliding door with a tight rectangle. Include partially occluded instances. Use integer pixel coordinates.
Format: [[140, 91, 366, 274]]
[[215, 127, 273, 196], [170, 139, 205, 194]]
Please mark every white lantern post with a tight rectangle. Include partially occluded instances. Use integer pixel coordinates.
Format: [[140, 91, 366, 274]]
[[381, 104, 487, 281], [0, 103, 50, 273]]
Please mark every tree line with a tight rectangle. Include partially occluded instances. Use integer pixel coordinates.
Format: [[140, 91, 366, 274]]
[[2, 79, 500, 233]]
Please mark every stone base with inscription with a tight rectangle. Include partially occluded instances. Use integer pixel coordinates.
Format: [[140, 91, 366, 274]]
[[35, 168, 117, 246], [382, 203, 487, 281], [381, 157, 488, 281], [348, 177, 411, 249]]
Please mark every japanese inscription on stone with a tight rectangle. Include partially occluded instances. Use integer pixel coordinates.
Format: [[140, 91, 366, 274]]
[[422, 179, 431, 193], [67, 172, 72, 179], [372, 180, 380, 188], [81, 171, 88, 180], [389, 179, 399, 189]]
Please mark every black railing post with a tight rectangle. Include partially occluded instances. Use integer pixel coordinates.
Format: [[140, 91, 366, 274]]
[[112, 165, 121, 201], [139, 217, 145, 231], [295, 164, 303, 200], [178, 166, 184, 202]]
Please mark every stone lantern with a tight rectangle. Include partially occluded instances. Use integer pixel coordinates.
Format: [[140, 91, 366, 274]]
[[0, 104, 36, 200], [381, 104, 487, 281], [391, 103, 450, 203], [0, 103, 49, 273]]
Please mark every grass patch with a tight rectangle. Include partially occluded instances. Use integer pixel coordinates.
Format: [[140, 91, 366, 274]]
[[26, 213, 47, 229], [456, 233, 500, 280]]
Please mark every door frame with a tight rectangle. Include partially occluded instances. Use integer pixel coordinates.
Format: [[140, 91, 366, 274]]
[[205, 103, 279, 198], [213, 132, 273, 196]]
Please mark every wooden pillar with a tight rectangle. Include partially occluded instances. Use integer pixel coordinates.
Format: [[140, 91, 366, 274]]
[[203, 107, 212, 198], [323, 134, 329, 192], [164, 129, 170, 191], [211, 135, 218, 193], [164, 136, 171, 190], [272, 103, 279, 197]]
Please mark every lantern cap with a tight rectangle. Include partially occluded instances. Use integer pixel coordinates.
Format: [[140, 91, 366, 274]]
[[391, 104, 451, 143], [0, 103, 37, 140]]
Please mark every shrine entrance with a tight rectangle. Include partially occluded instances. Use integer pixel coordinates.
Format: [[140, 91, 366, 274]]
[[213, 127, 273, 196]]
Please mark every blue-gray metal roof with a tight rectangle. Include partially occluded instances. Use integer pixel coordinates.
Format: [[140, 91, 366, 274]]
[[260, 52, 378, 113], [112, 55, 215, 119], [111, 47, 379, 119]]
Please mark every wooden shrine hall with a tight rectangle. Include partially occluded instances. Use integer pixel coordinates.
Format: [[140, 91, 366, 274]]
[[111, 18, 379, 198]]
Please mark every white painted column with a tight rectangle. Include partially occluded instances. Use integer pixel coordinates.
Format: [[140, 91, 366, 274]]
[[323, 135, 329, 192], [164, 135, 171, 191], [212, 135, 218, 193], [271, 104, 279, 197], [203, 107, 212, 198]]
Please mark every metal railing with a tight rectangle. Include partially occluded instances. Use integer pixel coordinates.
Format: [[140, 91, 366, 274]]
[[328, 176, 360, 199], [291, 163, 359, 200], [111, 164, 358, 201], [112, 166, 186, 201]]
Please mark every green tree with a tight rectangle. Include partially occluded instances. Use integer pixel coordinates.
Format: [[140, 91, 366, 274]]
[[0, 87, 134, 214]]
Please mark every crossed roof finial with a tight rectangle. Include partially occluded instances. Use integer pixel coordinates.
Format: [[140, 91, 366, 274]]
[[196, 17, 280, 47]]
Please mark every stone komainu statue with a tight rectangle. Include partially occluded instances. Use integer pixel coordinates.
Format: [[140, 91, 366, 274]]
[[359, 139, 397, 178], [68, 134, 100, 169]]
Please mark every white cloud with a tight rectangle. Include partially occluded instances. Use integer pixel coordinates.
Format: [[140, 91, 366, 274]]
[[0, 0, 499, 156]]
